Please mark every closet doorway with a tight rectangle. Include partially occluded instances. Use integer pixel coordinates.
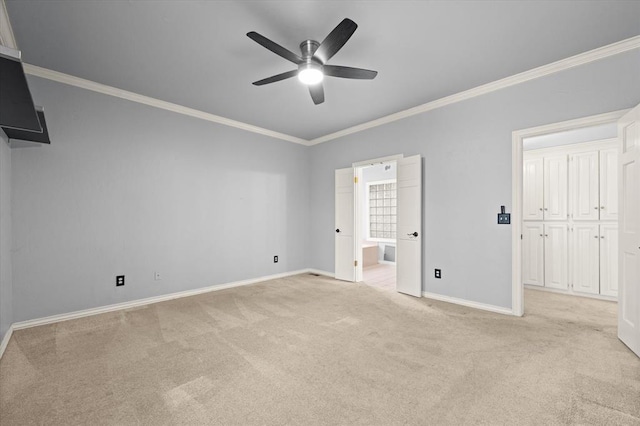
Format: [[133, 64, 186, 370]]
[[513, 105, 640, 359], [521, 129, 619, 302]]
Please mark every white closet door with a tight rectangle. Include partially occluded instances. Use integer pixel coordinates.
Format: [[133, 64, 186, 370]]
[[600, 223, 619, 297], [571, 151, 599, 221], [600, 148, 619, 221], [544, 155, 568, 221], [523, 158, 544, 221], [335, 168, 355, 282], [572, 224, 600, 295], [544, 223, 568, 289], [396, 155, 422, 297], [618, 104, 640, 357], [523, 223, 544, 287]]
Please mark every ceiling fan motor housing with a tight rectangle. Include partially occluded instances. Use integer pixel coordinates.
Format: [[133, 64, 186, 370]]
[[300, 40, 320, 60]]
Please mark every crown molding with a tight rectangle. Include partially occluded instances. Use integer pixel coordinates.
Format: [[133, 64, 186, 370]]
[[21, 35, 639, 147], [0, 0, 17, 49], [23, 64, 310, 146], [309, 35, 640, 145]]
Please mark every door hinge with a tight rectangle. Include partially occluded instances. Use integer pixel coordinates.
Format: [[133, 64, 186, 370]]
[[354, 260, 358, 267], [521, 234, 523, 240], [354, 177, 358, 184]]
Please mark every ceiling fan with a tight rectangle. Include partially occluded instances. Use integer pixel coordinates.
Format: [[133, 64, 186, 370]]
[[247, 18, 378, 105]]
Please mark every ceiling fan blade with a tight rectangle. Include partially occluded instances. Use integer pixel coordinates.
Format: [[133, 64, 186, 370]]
[[247, 31, 303, 64], [309, 83, 324, 105], [313, 18, 358, 64], [252, 70, 298, 86], [323, 65, 377, 80]]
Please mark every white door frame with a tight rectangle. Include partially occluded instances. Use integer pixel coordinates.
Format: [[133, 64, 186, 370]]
[[511, 109, 629, 316], [351, 154, 403, 282]]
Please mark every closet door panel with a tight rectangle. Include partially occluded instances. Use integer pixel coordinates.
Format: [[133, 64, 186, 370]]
[[600, 223, 619, 297], [545, 223, 568, 289], [523, 223, 545, 287], [600, 149, 619, 221], [571, 151, 599, 221], [544, 155, 568, 220], [572, 224, 600, 295], [523, 158, 544, 221]]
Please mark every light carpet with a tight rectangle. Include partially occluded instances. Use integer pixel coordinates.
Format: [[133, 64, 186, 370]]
[[1, 274, 638, 425]]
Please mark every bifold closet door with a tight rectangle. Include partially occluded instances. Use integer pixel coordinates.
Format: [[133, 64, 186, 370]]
[[544, 223, 568, 290], [523, 223, 544, 287]]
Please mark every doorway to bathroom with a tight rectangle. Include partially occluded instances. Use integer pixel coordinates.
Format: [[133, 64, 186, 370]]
[[357, 160, 397, 291]]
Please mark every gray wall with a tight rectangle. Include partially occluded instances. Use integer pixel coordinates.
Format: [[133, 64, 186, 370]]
[[11, 76, 310, 322], [0, 129, 13, 342], [309, 50, 640, 309]]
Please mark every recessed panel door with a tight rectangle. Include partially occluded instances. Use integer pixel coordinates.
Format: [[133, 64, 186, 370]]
[[600, 148, 619, 221], [571, 152, 599, 221], [523, 223, 544, 287], [572, 224, 600, 295], [600, 223, 619, 297], [396, 155, 422, 297], [335, 168, 355, 282], [523, 158, 544, 220], [544, 223, 568, 290], [618, 104, 640, 357], [544, 155, 568, 220]]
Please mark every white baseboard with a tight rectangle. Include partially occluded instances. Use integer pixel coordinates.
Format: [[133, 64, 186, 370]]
[[422, 291, 514, 316], [524, 284, 617, 302], [12, 269, 310, 331], [0, 324, 14, 360], [307, 269, 335, 278]]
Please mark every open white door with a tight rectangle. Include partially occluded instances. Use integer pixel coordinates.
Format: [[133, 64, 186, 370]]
[[618, 104, 640, 357], [335, 168, 355, 282], [396, 155, 422, 297]]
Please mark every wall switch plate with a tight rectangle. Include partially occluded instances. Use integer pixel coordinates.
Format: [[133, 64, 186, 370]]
[[435, 269, 441, 279], [498, 213, 511, 224], [274, 255, 279, 263], [154, 272, 161, 281], [497, 205, 510, 224], [116, 275, 125, 286]]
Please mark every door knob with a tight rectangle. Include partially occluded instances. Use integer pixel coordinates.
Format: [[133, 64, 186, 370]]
[[601, 206, 605, 209], [594, 206, 599, 210], [335, 229, 340, 233], [594, 236, 599, 239], [539, 208, 543, 211], [408, 232, 418, 237]]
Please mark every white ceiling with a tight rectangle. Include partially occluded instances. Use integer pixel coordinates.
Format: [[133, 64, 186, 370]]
[[6, 1, 640, 141]]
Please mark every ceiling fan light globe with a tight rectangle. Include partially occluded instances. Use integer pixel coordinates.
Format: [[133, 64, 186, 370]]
[[298, 68, 324, 85]]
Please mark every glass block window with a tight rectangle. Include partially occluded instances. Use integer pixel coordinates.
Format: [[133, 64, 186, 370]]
[[369, 181, 397, 239]]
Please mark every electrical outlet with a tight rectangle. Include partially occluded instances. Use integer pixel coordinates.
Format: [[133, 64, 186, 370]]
[[274, 255, 279, 263], [116, 275, 125, 286], [434, 269, 441, 279], [154, 272, 161, 281]]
